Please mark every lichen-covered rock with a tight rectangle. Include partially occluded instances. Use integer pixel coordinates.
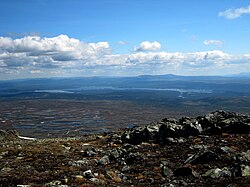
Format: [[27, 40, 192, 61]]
[[204, 167, 232, 178], [241, 165, 250, 176]]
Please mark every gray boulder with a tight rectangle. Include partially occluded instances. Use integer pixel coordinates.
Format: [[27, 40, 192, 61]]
[[121, 124, 160, 145], [157, 122, 183, 145], [198, 111, 250, 135], [204, 167, 232, 178], [182, 121, 203, 137], [184, 150, 217, 165]]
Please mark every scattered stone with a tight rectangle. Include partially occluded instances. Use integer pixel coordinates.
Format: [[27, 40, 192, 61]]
[[1, 167, 12, 173], [189, 144, 208, 150], [118, 172, 128, 181], [217, 146, 234, 154], [98, 155, 110, 165], [83, 147, 97, 157], [89, 177, 105, 184], [0, 111, 249, 186], [83, 170, 94, 179], [45, 180, 62, 186], [240, 150, 250, 161], [160, 183, 175, 187], [241, 165, 250, 176], [204, 167, 232, 178], [61, 145, 71, 151], [75, 175, 84, 179], [74, 175, 85, 183], [108, 148, 122, 160], [126, 152, 144, 164], [0, 151, 9, 157], [184, 150, 217, 165], [162, 166, 173, 177], [68, 159, 89, 167], [122, 165, 130, 172], [160, 160, 174, 178]]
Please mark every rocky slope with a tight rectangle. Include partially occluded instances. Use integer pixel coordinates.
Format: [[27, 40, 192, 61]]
[[0, 110, 249, 186]]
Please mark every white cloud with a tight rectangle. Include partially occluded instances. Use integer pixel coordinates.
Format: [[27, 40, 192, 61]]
[[30, 70, 42, 74], [126, 50, 232, 67], [203, 40, 223, 47], [89, 42, 110, 51], [0, 60, 6, 67], [219, 5, 250, 19], [117, 41, 128, 45], [0, 35, 112, 68], [0, 35, 250, 78], [134, 41, 161, 51]]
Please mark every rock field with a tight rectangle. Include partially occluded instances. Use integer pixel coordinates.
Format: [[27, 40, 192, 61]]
[[0, 110, 249, 186]]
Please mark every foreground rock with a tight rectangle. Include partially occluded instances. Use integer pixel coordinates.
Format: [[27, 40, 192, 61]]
[[0, 111, 249, 186], [121, 110, 250, 145]]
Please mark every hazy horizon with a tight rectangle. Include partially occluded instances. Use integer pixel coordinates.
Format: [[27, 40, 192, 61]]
[[1, 72, 250, 81], [0, 0, 249, 79]]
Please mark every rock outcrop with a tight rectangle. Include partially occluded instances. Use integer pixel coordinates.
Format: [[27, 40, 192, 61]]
[[121, 110, 250, 145], [0, 110, 249, 187]]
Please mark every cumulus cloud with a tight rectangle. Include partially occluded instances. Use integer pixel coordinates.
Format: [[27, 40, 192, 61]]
[[219, 5, 250, 19], [134, 41, 161, 51], [126, 50, 232, 67], [89, 42, 110, 51], [203, 40, 223, 47], [0, 35, 250, 78], [0, 35, 113, 68]]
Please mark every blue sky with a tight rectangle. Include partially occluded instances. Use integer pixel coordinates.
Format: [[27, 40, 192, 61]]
[[0, 0, 250, 79]]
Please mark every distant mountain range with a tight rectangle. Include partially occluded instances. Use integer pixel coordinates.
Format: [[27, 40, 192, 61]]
[[0, 73, 250, 96], [228, 72, 250, 77]]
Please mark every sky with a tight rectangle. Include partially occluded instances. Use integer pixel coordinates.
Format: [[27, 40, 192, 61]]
[[0, 0, 250, 79]]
